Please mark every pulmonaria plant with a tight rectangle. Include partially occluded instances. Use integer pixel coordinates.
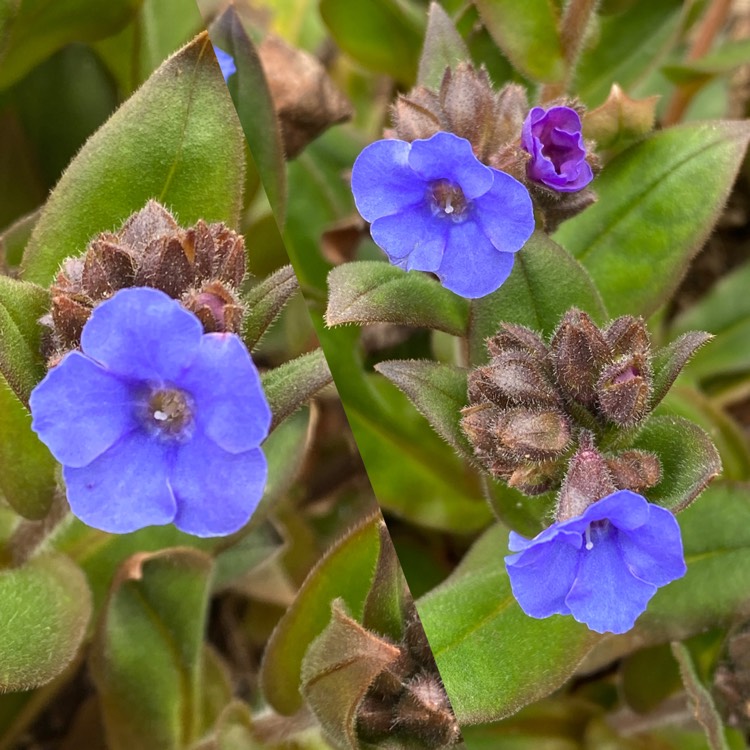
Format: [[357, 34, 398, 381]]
[[351, 131, 534, 298], [30, 287, 271, 537]]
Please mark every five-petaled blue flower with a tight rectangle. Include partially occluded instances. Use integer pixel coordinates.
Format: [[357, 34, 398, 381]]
[[214, 45, 237, 82], [521, 106, 593, 192], [505, 490, 686, 634], [351, 131, 535, 299], [30, 287, 271, 537]]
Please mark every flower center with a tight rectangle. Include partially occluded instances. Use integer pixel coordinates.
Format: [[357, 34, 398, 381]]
[[138, 386, 195, 441], [584, 520, 610, 551], [429, 180, 469, 221]]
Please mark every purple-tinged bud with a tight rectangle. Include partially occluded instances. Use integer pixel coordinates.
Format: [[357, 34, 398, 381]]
[[597, 354, 652, 426], [606, 450, 662, 493], [521, 106, 593, 193], [550, 309, 609, 409], [557, 432, 616, 521], [604, 315, 650, 359], [183, 281, 244, 334]]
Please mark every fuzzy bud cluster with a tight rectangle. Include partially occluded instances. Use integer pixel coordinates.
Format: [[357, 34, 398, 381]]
[[45, 201, 246, 360], [461, 310, 664, 498]]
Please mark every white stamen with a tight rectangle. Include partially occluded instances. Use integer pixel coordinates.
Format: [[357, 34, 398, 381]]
[[153, 410, 168, 422], [584, 525, 594, 551], [444, 196, 454, 214]]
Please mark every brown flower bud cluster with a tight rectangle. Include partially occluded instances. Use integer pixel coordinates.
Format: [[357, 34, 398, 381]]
[[356, 615, 461, 749], [461, 310, 663, 498], [388, 62, 600, 229], [45, 201, 246, 360]]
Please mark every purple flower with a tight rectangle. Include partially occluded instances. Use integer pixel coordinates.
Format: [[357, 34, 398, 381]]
[[505, 490, 686, 634], [351, 131, 535, 299], [521, 106, 593, 192], [30, 288, 271, 537], [214, 45, 237, 82]]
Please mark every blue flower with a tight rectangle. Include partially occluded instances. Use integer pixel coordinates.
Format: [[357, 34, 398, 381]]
[[214, 45, 237, 82], [30, 288, 271, 537], [351, 131, 535, 299], [505, 490, 686, 634], [521, 106, 593, 192]]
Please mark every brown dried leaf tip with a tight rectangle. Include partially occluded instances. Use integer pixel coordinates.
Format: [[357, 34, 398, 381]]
[[44, 201, 246, 360], [460, 309, 710, 500]]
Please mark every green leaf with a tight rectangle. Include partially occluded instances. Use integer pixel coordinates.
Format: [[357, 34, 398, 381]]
[[260, 515, 381, 715], [90, 549, 213, 750], [651, 331, 713, 408], [474, 0, 565, 83], [374, 360, 472, 459], [417, 2, 471, 89], [326, 260, 470, 337], [0, 375, 56, 520], [417, 523, 600, 724], [554, 121, 750, 318], [0, 0, 142, 89], [469, 231, 607, 365], [631, 415, 721, 512], [671, 641, 731, 750], [210, 6, 287, 222], [663, 38, 750, 85], [243, 265, 299, 351], [261, 349, 332, 431], [21, 32, 246, 286], [0, 554, 92, 691], [320, 0, 424, 85]]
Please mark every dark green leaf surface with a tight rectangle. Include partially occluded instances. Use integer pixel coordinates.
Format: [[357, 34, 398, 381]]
[[243, 265, 299, 351], [469, 232, 607, 365], [326, 260, 470, 337], [474, 0, 565, 83], [22, 33, 245, 286], [0, 554, 92, 691], [418, 523, 599, 724], [554, 121, 750, 318]]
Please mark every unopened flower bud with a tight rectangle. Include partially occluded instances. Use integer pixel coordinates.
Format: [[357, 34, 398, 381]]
[[604, 315, 650, 359], [557, 432, 616, 521], [478, 349, 560, 407], [496, 408, 571, 462], [134, 235, 196, 297], [394, 672, 461, 748], [390, 87, 444, 142], [182, 281, 244, 334], [508, 462, 564, 496], [550, 309, 609, 409], [486, 322, 549, 360], [81, 239, 136, 298], [606, 450, 662, 492], [49, 294, 91, 350], [596, 354, 652, 426]]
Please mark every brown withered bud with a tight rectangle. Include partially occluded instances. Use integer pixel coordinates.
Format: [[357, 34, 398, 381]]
[[557, 432, 617, 521], [45, 201, 247, 359], [550, 309, 610, 410], [605, 450, 662, 493], [258, 35, 352, 159], [596, 354, 652, 426]]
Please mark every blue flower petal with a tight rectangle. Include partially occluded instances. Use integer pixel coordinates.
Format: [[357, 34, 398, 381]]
[[175, 333, 271, 454], [81, 288, 203, 382], [351, 139, 426, 222], [618, 504, 687, 587], [506, 536, 580, 618], [473, 169, 535, 253], [437, 218, 515, 298], [567, 490, 650, 533], [30, 351, 137, 468], [63, 430, 176, 533], [565, 531, 657, 634], [213, 46, 237, 82], [408, 132, 492, 200], [370, 202, 447, 271], [171, 432, 267, 537]]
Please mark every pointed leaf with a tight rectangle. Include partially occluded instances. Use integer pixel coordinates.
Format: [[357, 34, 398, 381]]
[[631, 415, 721, 512], [374, 360, 472, 459], [651, 331, 713, 408], [0, 554, 92, 691], [261, 349, 332, 431], [210, 6, 287, 222], [663, 38, 750, 85], [0, 375, 56, 520], [326, 261, 470, 337], [469, 231, 607, 365], [22, 33, 246, 286], [260, 515, 382, 715], [91, 549, 213, 750], [554, 121, 750, 318], [243, 265, 299, 350], [417, 523, 600, 724], [474, 0, 565, 83], [418, 3, 471, 89]]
